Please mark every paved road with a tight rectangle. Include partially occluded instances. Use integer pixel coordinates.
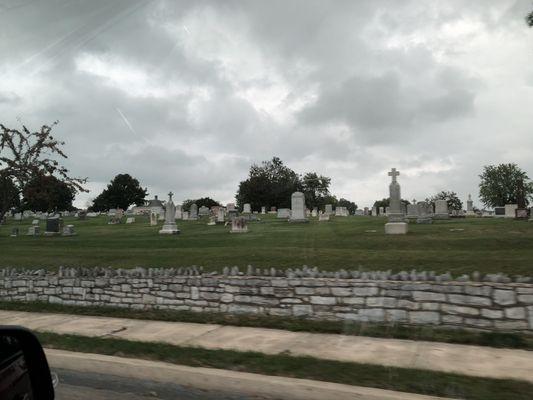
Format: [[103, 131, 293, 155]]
[[54, 368, 257, 400]]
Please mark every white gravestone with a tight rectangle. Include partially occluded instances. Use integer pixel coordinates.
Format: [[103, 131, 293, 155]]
[[150, 212, 158, 226], [434, 200, 449, 219], [217, 208, 225, 223], [406, 204, 418, 219], [504, 204, 517, 218], [189, 204, 198, 220], [126, 217, 135, 224], [277, 208, 291, 219], [243, 203, 251, 214], [261, 206, 266, 214], [324, 204, 333, 215], [385, 168, 408, 234], [159, 192, 180, 235], [175, 205, 183, 220], [289, 192, 308, 223], [416, 202, 433, 224]]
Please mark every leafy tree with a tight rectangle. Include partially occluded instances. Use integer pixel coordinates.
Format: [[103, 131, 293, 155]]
[[527, 10, 533, 27], [426, 191, 463, 211], [22, 174, 75, 212], [478, 164, 533, 207], [373, 198, 410, 209], [301, 172, 332, 209], [90, 174, 147, 211], [0, 173, 20, 222], [0, 121, 86, 221], [182, 197, 220, 212], [236, 157, 302, 210], [337, 198, 357, 214]]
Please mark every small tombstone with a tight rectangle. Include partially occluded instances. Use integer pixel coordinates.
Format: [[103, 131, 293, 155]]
[[230, 216, 248, 233], [198, 206, 210, 216], [62, 225, 76, 236], [182, 211, 189, 220], [189, 204, 199, 220], [504, 204, 517, 219], [217, 208, 225, 223], [416, 202, 433, 224], [227, 209, 238, 221], [207, 215, 217, 226], [32, 219, 39, 226], [318, 212, 330, 222], [10, 227, 19, 237], [126, 217, 135, 224], [434, 200, 449, 219], [324, 204, 333, 215], [311, 207, 318, 217], [261, 206, 266, 214], [494, 207, 505, 217], [27, 226, 40, 236], [242, 203, 251, 214], [77, 210, 87, 220], [150, 212, 158, 226], [277, 208, 291, 219]]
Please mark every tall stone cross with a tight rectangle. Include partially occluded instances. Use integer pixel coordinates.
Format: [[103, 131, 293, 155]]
[[388, 168, 400, 183], [168, 192, 174, 202]]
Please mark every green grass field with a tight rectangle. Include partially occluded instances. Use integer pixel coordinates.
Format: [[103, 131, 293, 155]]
[[1, 214, 532, 275]]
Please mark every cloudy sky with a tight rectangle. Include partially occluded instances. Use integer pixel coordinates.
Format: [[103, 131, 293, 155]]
[[1, 0, 532, 209]]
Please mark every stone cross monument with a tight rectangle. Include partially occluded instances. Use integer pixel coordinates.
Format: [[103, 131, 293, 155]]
[[159, 192, 180, 235], [385, 168, 408, 234]]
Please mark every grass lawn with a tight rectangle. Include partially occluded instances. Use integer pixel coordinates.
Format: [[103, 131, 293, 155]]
[[1, 214, 533, 275], [39, 331, 533, 400]]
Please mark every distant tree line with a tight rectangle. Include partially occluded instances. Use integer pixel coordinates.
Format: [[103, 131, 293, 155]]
[[235, 157, 357, 212]]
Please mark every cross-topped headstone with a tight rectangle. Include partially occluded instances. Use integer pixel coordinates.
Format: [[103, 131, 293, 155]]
[[388, 168, 400, 183], [168, 192, 174, 201]]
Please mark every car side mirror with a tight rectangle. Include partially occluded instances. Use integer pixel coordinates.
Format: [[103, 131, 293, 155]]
[[0, 326, 55, 400]]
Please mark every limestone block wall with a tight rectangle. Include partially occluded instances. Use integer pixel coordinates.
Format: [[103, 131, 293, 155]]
[[0, 267, 532, 333]]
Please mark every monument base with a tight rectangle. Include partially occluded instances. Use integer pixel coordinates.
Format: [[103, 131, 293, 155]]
[[44, 232, 60, 236], [466, 211, 476, 217], [433, 214, 449, 220], [385, 222, 408, 235], [159, 224, 180, 235], [230, 228, 248, 233], [416, 218, 432, 224]]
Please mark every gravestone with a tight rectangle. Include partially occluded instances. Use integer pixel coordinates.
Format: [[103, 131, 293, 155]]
[[318, 212, 329, 222], [44, 216, 63, 236], [150, 212, 158, 226], [354, 209, 364, 216], [77, 210, 87, 220], [270, 206, 276, 212], [515, 179, 528, 220], [182, 211, 190, 220], [11, 227, 19, 237], [32, 219, 39, 225], [494, 207, 505, 217], [230, 216, 248, 233], [242, 203, 251, 214], [217, 208, 225, 223], [13, 213, 22, 221], [434, 200, 449, 219], [226, 203, 236, 212], [416, 202, 433, 224], [324, 204, 333, 215], [62, 225, 76, 236], [372, 206, 378, 216], [289, 192, 308, 223], [363, 207, 369, 215], [311, 207, 318, 217], [378, 206, 384, 215], [207, 216, 217, 226], [466, 194, 475, 216], [335, 206, 348, 217], [504, 204, 517, 218], [277, 208, 291, 219], [198, 206, 210, 216], [175, 205, 183, 220], [126, 217, 135, 224], [159, 192, 180, 235], [261, 206, 266, 214], [27, 226, 40, 236], [385, 168, 408, 234], [406, 204, 418, 219], [189, 204, 199, 220], [227, 209, 238, 221]]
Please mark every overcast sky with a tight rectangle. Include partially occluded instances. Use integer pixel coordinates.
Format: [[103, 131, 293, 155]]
[[1, 0, 532, 209]]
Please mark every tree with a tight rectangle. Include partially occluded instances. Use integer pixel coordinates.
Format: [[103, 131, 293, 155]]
[[236, 157, 302, 210], [0, 121, 86, 221], [337, 198, 357, 214], [22, 174, 75, 212], [426, 191, 463, 211], [373, 198, 410, 209], [478, 164, 533, 208], [0, 173, 19, 221], [182, 197, 220, 211], [301, 172, 332, 209], [90, 174, 147, 211], [527, 10, 533, 27]]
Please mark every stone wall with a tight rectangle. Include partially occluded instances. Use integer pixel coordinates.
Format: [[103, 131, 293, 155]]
[[1, 268, 532, 333]]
